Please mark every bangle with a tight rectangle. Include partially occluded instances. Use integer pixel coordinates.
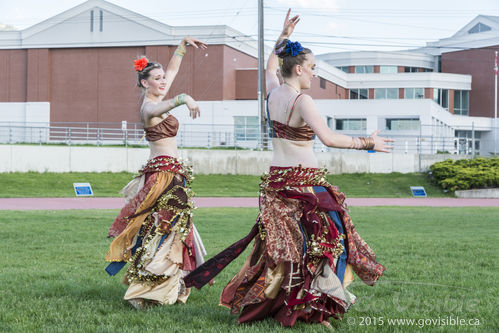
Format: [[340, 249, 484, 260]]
[[174, 44, 186, 58], [349, 137, 360, 149], [351, 136, 375, 150], [367, 137, 375, 150], [174, 94, 186, 107], [274, 38, 288, 55]]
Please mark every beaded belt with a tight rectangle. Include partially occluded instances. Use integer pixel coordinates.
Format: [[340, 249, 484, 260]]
[[138, 155, 193, 184], [261, 165, 330, 191]]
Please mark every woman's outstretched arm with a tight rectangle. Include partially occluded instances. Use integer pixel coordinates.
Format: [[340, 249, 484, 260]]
[[297, 95, 394, 152]]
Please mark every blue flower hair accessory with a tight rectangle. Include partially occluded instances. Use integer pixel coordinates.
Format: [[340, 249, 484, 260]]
[[286, 40, 303, 57]]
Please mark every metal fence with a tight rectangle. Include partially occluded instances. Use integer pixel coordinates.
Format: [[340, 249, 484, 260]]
[[0, 121, 497, 156]]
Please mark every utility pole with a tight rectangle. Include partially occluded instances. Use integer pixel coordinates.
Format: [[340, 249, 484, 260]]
[[495, 51, 498, 156], [257, 0, 267, 149]]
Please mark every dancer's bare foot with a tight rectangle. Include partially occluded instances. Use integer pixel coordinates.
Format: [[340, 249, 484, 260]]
[[127, 298, 145, 310], [146, 300, 160, 307], [321, 320, 334, 330], [208, 279, 215, 286]]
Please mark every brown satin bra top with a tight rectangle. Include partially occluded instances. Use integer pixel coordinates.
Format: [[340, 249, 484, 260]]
[[144, 114, 179, 141], [267, 93, 315, 141]]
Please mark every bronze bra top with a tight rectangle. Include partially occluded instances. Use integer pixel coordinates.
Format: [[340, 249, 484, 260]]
[[144, 114, 179, 141], [267, 93, 316, 141]]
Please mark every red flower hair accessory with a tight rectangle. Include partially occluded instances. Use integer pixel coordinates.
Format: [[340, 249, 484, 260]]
[[134, 58, 148, 72]]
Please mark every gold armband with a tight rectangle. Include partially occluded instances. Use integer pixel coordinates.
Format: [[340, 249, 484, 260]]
[[174, 44, 186, 58]]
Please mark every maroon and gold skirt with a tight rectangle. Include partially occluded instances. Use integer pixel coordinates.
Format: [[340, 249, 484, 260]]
[[185, 165, 385, 326], [106, 156, 205, 305]]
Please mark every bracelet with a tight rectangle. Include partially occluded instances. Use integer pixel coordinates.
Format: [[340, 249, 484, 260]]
[[173, 94, 186, 107], [274, 38, 288, 55], [350, 136, 375, 150], [174, 44, 186, 58], [349, 137, 360, 149]]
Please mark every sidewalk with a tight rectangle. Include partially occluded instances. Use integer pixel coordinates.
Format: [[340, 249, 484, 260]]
[[0, 197, 498, 210]]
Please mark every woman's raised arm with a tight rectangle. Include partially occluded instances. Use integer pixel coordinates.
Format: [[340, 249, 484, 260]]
[[164, 36, 207, 94], [266, 9, 300, 93]]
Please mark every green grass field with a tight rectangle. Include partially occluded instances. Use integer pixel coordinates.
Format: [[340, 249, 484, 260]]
[[0, 172, 451, 198], [1, 207, 497, 332]]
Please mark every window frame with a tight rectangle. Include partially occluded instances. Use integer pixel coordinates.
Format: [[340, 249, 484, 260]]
[[386, 118, 420, 131], [234, 116, 259, 141], [336, 118, 367, 131], [374, 88, 398, 99]]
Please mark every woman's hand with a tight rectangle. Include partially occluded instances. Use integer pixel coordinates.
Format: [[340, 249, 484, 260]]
[[281, 8, 300, 38], [371, 130, 395, 153], [184, 95, 200, 119], [183, 36, 208, 50]]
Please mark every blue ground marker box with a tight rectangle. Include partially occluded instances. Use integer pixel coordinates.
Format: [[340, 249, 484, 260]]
[[73, 183, 94, 196], [410, 186, 427, 197]]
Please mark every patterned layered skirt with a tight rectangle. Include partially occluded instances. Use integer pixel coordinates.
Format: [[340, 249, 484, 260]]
[[184, 166, 385, 327], [105, 156, 206, 305]]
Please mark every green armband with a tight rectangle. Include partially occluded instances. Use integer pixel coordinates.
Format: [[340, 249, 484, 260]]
[[174, 94, 187, 107]]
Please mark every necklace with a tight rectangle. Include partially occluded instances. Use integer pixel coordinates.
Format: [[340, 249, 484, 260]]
[[283, 81, 301, 94]]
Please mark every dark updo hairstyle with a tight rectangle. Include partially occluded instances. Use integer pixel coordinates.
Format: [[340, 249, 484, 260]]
[[275, 39, 312, 78], [136, 57, 162, 88]]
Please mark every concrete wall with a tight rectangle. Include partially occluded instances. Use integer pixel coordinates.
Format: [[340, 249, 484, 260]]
[[455, 188, 499, 198], [0, 145, 470, 174]]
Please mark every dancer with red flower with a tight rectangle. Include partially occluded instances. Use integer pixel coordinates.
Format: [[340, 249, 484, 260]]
[[184, 10, 393, 328], [105, 36, 208, 309]]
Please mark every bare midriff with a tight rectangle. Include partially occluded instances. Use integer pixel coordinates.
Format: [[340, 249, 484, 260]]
[[271, 138, 318, 168], [148, 137, 179, 159]]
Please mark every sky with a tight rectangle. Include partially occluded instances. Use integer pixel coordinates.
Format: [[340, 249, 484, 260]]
[[2, 0, 499, 55]]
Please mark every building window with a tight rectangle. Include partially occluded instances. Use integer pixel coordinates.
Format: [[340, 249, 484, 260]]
[[423, 68, 433, 72], [336, 119, 367, 131], [468, 22, 491, 34], [404, 88, 424, 99], [99, 10, 103, 31], [455, 130, 480, 154], [379, 66, 398, 74], [355, 66, 374, 73], [320, 77, 326, 89], [433, 88, 449, 110], [90, 10, 94, 32], [456, 130, 481, 139], [404, 67, 419, 72], [349, 89, 368, 99], [337, 66, 349, 73], [234, 116, 258, 141], [454, 90, 469, 116], [327, 117, 334, 129], [374, 88, 398, 99], [386, 118, 420, 131]]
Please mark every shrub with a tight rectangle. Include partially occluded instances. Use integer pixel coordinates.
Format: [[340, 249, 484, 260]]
[[429, 158, 499, 191]]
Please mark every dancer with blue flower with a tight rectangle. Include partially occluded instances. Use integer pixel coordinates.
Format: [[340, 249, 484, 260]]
[[184, 9, 393, 328]]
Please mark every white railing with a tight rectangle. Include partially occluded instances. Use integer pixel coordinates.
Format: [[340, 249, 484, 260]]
[[0, 121, 497, 156]]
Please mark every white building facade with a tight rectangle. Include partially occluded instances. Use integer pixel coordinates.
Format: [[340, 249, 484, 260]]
[[0, 2, 497, 155]]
